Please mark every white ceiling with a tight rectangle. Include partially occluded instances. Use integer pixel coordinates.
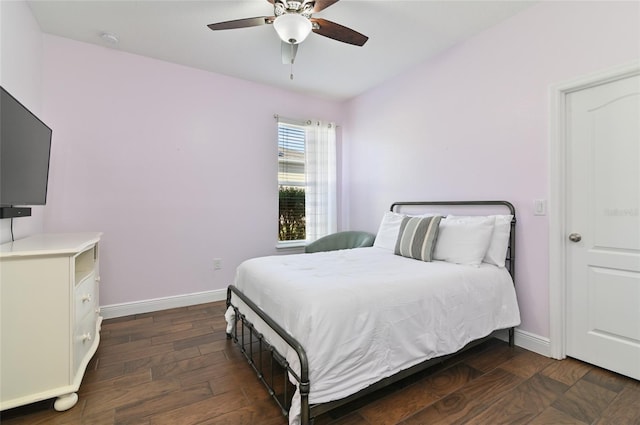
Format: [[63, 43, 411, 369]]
[[27, 0, 536, 101]]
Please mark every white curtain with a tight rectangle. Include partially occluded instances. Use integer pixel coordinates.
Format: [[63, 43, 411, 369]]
[[304, 120, 337, 242]]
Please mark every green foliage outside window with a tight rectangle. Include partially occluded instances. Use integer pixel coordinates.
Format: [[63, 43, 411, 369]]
[[279, 186, 305, 241]]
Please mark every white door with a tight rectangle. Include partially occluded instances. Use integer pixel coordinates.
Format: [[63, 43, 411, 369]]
[[566, 73, 640, 380]]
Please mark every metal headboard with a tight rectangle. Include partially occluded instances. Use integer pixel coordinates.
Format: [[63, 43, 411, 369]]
[[389, 200, 517, 280]]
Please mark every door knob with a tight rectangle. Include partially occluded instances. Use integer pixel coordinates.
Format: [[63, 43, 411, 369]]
[[569, 233, 582, 242]]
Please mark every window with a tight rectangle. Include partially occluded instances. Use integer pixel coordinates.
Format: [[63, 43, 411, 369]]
[[277, 117, 337, 246], [278, 122, 306, 242]]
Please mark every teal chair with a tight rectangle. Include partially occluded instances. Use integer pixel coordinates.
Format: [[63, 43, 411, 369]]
[[304, 231, 376, 253]]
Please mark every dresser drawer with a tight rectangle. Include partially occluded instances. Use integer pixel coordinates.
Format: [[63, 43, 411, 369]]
[[75, 273, 97, 323], [73, 311, 98, 376]]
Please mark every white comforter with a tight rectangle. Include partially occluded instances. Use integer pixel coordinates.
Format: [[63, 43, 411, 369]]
[[227, 247, 520, 424]]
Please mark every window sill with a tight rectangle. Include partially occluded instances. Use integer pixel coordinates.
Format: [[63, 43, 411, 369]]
[[276, 240, 306, 251]]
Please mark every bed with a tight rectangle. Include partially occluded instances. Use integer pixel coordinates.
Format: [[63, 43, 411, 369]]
[[225, 201, 520, 425]]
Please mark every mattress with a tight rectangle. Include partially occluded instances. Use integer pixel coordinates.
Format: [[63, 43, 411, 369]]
[[227, 246, 521, 424]]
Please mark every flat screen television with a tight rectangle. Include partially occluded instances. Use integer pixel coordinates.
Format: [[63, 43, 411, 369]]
[[0, 86, 52, 218]]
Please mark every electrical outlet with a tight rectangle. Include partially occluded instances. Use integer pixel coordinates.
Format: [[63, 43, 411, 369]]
[[213, 258, 222, 270]]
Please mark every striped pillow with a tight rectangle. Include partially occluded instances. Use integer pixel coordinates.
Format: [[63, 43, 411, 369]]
[[394, 216, 442, 262]]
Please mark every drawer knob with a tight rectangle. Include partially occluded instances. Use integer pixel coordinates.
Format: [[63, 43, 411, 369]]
[[82, 333, 92, 343], [95, 307, 101, 314], [81, 294, 92, 303]]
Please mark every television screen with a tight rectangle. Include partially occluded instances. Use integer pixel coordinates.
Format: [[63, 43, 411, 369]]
[[0, 86, 52, 207]]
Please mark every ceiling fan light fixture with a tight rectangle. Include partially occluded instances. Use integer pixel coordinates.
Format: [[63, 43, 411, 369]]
[[273, 13, 312, 44]]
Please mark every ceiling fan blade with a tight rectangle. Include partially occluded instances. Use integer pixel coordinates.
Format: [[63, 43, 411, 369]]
[[311, 0, 340, 13], [281, 41, 299, 64], [207, 17, 273, 31], [310, 18, 368, 46]]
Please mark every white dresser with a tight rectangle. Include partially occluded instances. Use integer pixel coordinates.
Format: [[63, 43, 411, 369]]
[[0, 233, 103, 411]]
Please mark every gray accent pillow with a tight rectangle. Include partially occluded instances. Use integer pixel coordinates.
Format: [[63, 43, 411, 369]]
[[395, 215, 442, 262]]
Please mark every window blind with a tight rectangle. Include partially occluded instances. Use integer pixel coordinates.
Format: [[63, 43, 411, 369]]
[[278, 122, 306, 241]]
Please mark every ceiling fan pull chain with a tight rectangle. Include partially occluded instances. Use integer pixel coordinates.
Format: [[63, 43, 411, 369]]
[[290, 43, 295, 80]]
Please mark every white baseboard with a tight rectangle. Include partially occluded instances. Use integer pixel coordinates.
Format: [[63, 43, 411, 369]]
[[514, 329, 551, 357], [495, 328, 551, 357], [100, 289, 227, 319]]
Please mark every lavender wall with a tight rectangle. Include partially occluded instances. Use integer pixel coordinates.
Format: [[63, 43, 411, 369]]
[[343, 1, 640, 339], [42, 35, 345, 306], [0, 1, 47, 243]]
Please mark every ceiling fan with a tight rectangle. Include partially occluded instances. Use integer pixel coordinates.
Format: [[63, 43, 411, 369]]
[[207, 0, 368, 66]]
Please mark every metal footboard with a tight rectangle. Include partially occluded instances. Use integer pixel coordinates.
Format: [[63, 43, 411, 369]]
[[226, 285, 310, 424]]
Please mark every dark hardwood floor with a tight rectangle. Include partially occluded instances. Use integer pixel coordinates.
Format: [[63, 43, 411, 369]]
[[2, 301, 639, 425]]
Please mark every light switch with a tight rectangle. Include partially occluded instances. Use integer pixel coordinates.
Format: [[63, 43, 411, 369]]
[[534, 199, 547, 216]]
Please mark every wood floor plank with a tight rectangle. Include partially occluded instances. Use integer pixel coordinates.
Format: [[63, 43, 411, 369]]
[[149, 325, 215, 346], [96, 337, 153, 358], [101, 316, 154, 331], [171, 330, 227, 351], [400, 393, 488, 425], [357, 380, 439, 425], [582, 367, 631, 393], [551, 379, 618, 424], [196, 399, 285, 425], [198, 338, 231, 355], [594, 385, 640, 425], [176, 357, 248, 388], [97, 341, 176, 367], [79, 368, 153, 397], [208, 368, 261, 396], [461, 373, 569, 425], [450, 366, 523, 404], [418, 363, 483, 398], [123, 346, 202, 374], [114, 381, 213, 423], [462, 343, 521, 372], [514, 373, 570, 407], [81, 361, 125, 384], [150, 350, 227, 380], [81, 377, 182, 417], [314, 411, 371, 425], [540, 357, 592, 386], [104, 320, 193, 341], [98, 332, 133, 348], [526, 406, 589, 425], [497, 348, 555, 379], [147, 390, 248, 425]]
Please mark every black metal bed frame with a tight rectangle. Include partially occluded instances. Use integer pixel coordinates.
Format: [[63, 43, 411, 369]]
[[226, 201, 517, 425]]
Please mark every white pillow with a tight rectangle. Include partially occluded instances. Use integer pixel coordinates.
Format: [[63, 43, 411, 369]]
[[485, 214, 513, 267], [433, 216, 495, 266], [373, 211, 438, 250], [373, 211, 406, 250], [446, 214, 513, 267]]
